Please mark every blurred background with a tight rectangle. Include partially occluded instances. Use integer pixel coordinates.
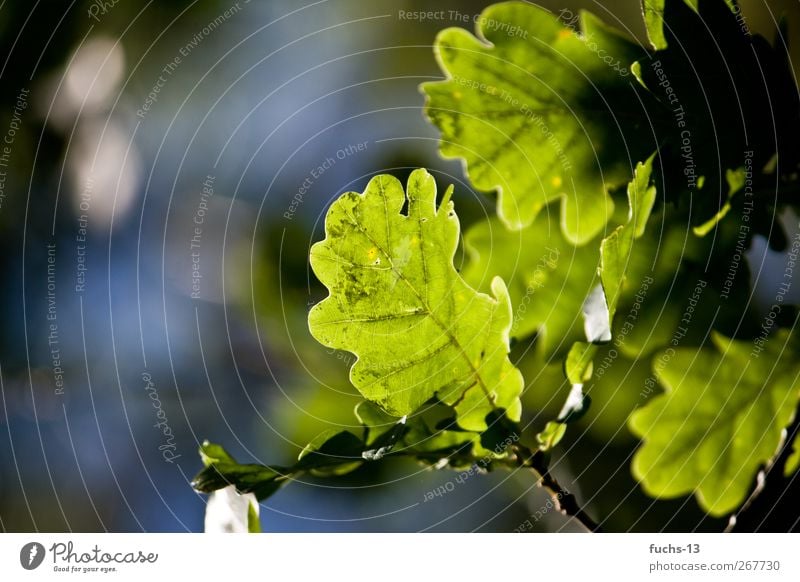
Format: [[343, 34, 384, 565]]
[[0, 0, 798, 533]]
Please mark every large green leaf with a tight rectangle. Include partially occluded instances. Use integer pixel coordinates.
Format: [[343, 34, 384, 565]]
[[629, 331, 800, 516], [422, 1, 656, 243], [309, 169, 522, 430], [462, 208, 599, 357]]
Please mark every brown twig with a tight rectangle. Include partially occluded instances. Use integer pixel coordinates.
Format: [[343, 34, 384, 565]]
[[513, 444, 603, 533]]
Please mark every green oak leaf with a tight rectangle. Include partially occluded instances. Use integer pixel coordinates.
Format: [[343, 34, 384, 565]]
[[537, 421, 567, 452], [565, 341, 597, 385], [309, 169, 522, 431], [462, 208, 599, 357], [195, 432, 367, 500], [600, 154, 657, 324], [195, 400, 516, 500], [422, 1, 656, 243], [557, 341, 597, 424], [629, 330, 800, 516]]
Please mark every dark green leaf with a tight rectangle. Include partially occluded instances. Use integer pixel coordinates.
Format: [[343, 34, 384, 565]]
[[479, 409, 520, 453], [564, 341, 597, 385], [636, 0, 799, 230], [297, 430, 364, 476], [193, 442, 288, 501]]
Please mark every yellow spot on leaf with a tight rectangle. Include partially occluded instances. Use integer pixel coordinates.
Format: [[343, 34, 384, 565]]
[[367, 247, 378, 261], [551, 176, 563, 188]]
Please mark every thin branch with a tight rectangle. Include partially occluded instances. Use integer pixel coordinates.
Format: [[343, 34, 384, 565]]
[[513, 443, 603, 533]]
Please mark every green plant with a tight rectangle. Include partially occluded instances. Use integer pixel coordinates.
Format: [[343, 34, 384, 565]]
[[193, 0, 800, 532]]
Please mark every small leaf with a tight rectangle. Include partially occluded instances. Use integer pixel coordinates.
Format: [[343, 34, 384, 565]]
[[599, 154, 657, 324], [565, 341, 597, 384], [642, 0, 670, 50], [627, 155, 658, 238], [629, 330, 800, 516], [309, 169, 523, 431], [537, 421, 567, 452], [247, 500, 260, 533], [199, 441, 236, 467], [692, 167, 747, 236]]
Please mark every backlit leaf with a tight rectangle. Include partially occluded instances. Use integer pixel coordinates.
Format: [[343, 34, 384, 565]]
[[422, 1, 656, 243], [309, 169, 523, 430], [629, 330, 800, 516], [599, 154, 657, 324]]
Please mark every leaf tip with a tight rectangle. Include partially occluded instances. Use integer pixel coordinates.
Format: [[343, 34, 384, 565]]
[[439, 183, 455, 213]]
